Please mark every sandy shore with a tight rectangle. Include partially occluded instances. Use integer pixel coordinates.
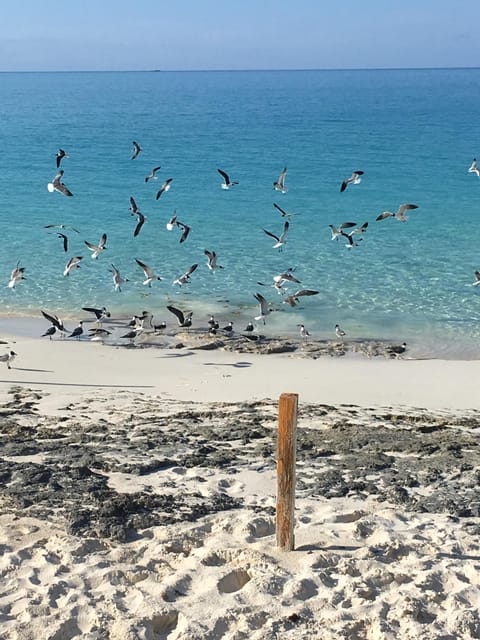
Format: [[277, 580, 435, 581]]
[[0, 326, 480, 639]]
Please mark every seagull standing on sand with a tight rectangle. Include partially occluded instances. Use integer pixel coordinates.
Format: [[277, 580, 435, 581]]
[[386, 342, 408, 359], [135, 258, 162, 287], [8, 264, 26, 289], [48, 170, 73, 196], [85, 233, 107, 259], [273, 167, 288, 193], [69, 321, 84, 340], [0, 351, 16, 369], [63, 256, 83, 277], [204, 249, 223, 272], [56, 149, 68, 168], [468, 159, 480, 176], [335, 324, 346, 339], [156, 179, 173, 200], [217, 168, 238, 189], [166, 305, 193, 328], [298, 324, 310, 339], [145, 166, 161, 182], [131, 141, 142, 160], [110, 264, 129, 292], [340, 170, 364, 192], [42, 325, 57, 340], [376, 204, 419, 222], [263, 221, 289, 250]]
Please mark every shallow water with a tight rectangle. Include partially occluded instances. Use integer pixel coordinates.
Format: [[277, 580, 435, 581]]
[[1, 69, 480, 357]]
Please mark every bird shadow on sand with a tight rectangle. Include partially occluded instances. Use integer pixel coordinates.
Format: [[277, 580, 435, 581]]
[[202, 361, 253, 368], [158, 352, 195, 358], [10, 367, 54, 373]]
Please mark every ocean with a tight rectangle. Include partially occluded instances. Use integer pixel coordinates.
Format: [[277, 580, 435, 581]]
[[1, 68, 479, 357]]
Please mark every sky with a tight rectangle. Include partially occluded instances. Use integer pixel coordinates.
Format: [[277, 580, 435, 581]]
[[0, 0, 478, 71]]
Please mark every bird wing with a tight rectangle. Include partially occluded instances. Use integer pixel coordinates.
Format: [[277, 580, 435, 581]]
[[263, 228, 280, 241], [277, 167, 287, 187], [217, 168, 230, 184], [134, 213, 145, 237], [273, 202, 289, 217], [84, 241, 98, 251], [279, 220, 289, 241], [254, 292, 268, 314], [135, 258, 153, 278], [99, 233, 107, 248], [376, 212, 393, 221], [166, 305, 185, 324], [398, 203, 419, 214], [130, 196, 139, 213], [186, 263, 198, 276], [339, 221, 357, 230], [293, 289, 319, 298], [177, 222, 191, 243]]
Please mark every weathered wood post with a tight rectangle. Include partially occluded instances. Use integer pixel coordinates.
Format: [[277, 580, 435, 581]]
[[276, 392, 298, 551]]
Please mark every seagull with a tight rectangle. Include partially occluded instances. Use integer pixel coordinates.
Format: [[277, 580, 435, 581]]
[[253, 292, 271, 324], [263, 220, 289, 250], [88, 327, 112, 342], [244, 322, 254, 333], [42, 325, 57, 340], [8, 263, 26, 289], [131, 140, 142, 160], [166, 305, 193, 328], [44, 224, 80, 233], [469, 271, 480, 286], [53, 232, 69, 252], [69, 321, 84, 340], [298, 324, 310, 339], [135, 258, 162, 287], [145, 166, 161, 182], [283, 289, 319, 308], [329, 222, 357, 240], [173, 263, 198, 286], [63, 256, 83, 277], [273, 203, 297, 218], [85, 233, 107, 258], [82, 306, 111, 324], [48, 170, 73, 196], [217, 168, 238, 189], [273, 167, 288, 193], [468, 159, 480, 176], [340, 230, 363, 248], [176, 221, 191, 244], [335, 324, 346, 339], [133, 211, 147, 237], [166, 213, 177, 231], [129, 196, 141, 215], [156, 178, 173, 200], [340, 170, 364, 192], [273, 270, 301, 286], [121, 327, 144, 343], [386, 342, 407, 359], [110, 264, 129, 292], [350, 221, 369, 235], [376, 204, 419, 222], [0, 351, 17, 369], [222, 321, 234, 334], [208, 315, 219, 330], [41, 310, 67, 335], [56, 148, 68, 168], [204, 249, 223, 271]]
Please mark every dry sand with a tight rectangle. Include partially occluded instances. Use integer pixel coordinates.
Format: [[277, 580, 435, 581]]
[[0, 329, 480, 639]]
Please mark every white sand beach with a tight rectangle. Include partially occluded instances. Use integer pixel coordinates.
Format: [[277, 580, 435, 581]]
[[0, 328, 480, 639]]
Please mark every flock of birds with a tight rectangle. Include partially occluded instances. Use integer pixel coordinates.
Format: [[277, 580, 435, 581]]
[[4, 141, 480, 361]]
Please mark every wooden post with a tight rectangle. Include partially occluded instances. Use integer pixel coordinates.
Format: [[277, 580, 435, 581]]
[[276, 392, 298, 551]]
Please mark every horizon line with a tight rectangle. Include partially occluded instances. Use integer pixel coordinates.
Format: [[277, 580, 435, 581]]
[[1, 65, 480, 74]]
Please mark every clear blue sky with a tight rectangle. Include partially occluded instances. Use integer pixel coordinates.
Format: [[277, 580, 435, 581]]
[[1, 0, 478, 71]]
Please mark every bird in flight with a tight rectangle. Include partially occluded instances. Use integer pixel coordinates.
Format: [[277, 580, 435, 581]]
[[135, 258, 162, 287], [8, 263, 26, 289], [63, 256, 83, 277], [204, 249, 223, 271], [56, 148, 68, 168], [217, 168, 238, 189], [329, 222, 357, 240], [145, 166, 161, 182], [47, 170, 73, 196], [131, 140, 143, 160], [85, 233, 107, 259], [173, 263, 198, 286], [376, 204, 419, 222], [283, 289, 319, 307], [156, 179, 173, 200], [273, 167, 288, 193], [340, 170, 364, 192], [263, 220, 289, 250], [468, 158, 480, 176], [110, 264, 129, 291], [167, 305, 193, 328]]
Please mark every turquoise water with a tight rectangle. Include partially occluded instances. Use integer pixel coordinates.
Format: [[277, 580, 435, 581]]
[[1, 69, 480, 357]]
